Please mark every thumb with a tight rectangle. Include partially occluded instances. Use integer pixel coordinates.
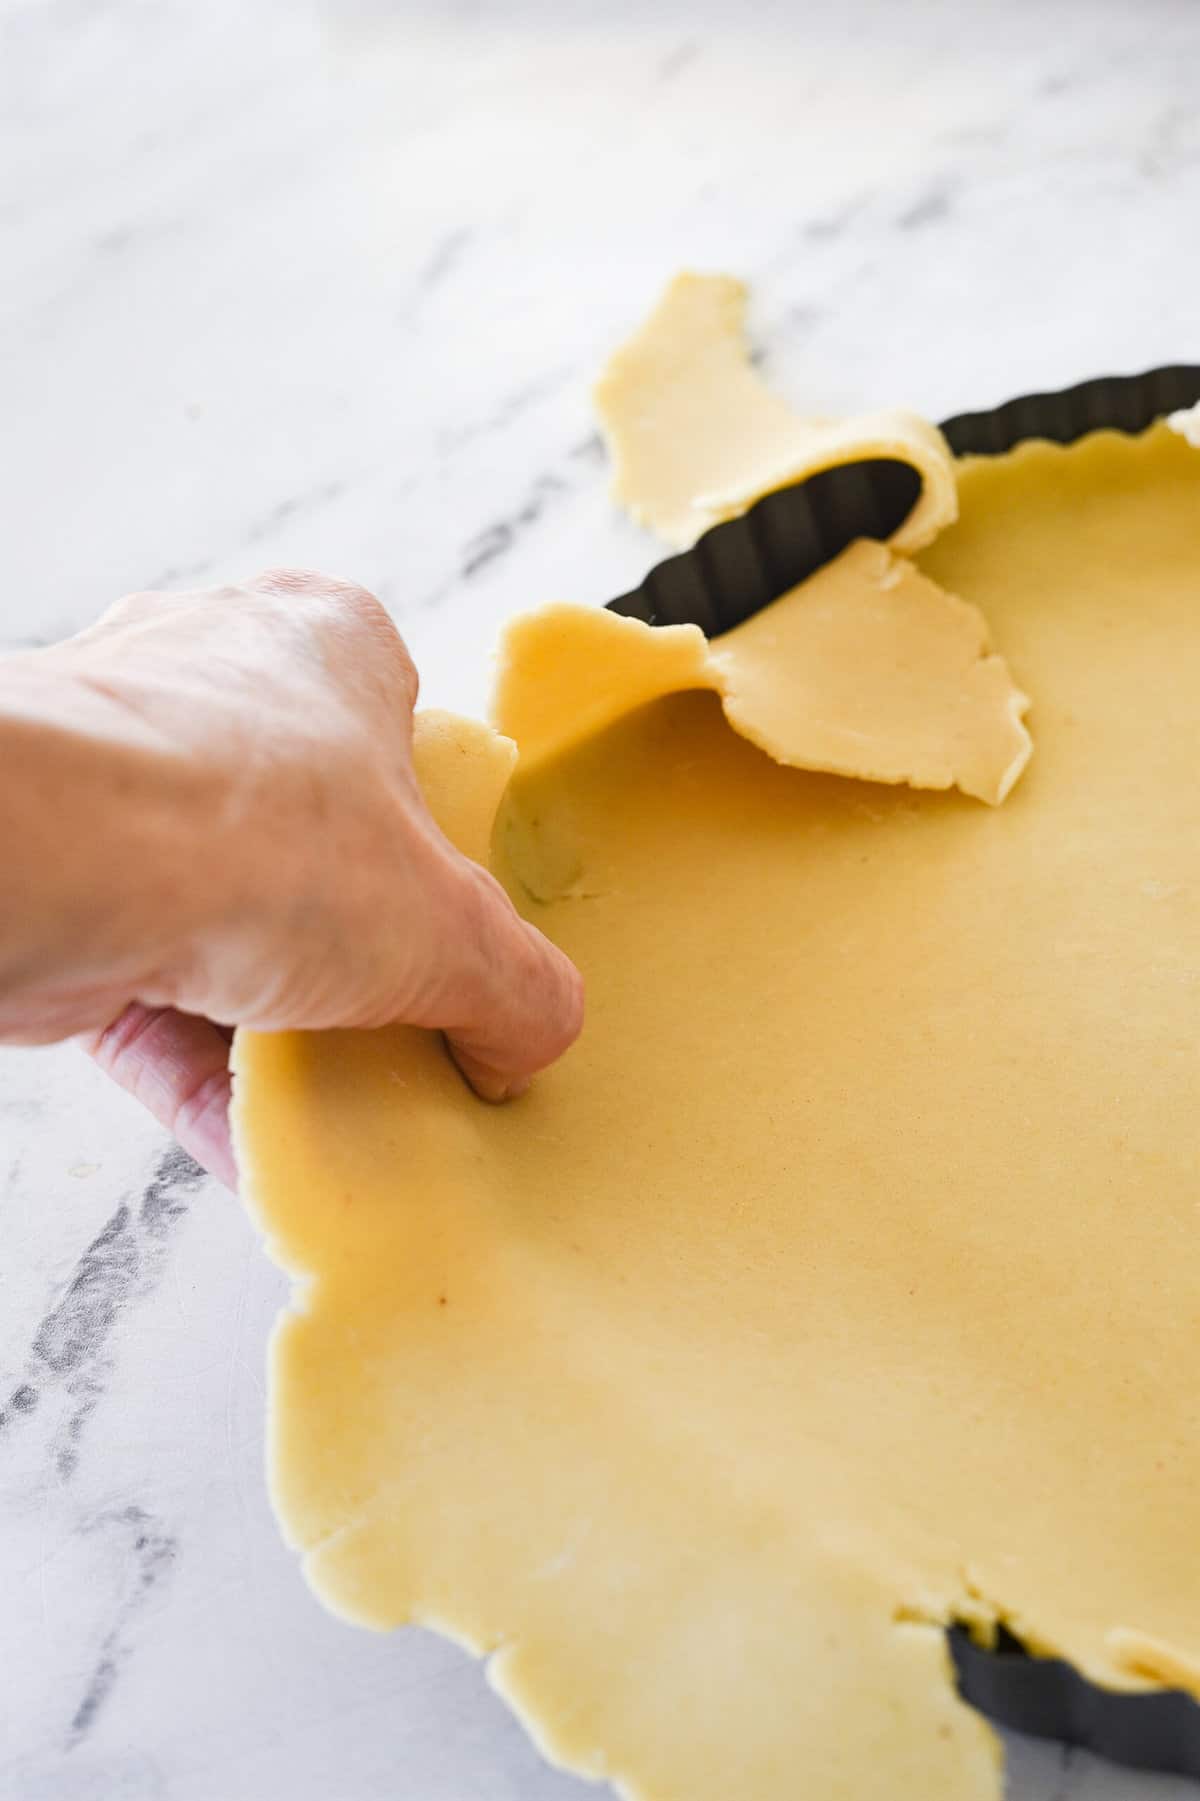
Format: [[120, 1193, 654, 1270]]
[[414, 854, 584, 1102]]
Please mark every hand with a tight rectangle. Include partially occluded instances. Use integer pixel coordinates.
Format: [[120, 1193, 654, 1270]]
[[3, 570, 583, 1187]]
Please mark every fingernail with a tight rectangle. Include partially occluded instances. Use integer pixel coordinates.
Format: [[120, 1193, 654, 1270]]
[[447, 1040, 532, 1104], [473, 1072, 530, 1104]]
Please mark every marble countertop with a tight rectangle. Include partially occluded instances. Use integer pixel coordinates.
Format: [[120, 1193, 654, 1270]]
[[2, 1, 1198, 1796]]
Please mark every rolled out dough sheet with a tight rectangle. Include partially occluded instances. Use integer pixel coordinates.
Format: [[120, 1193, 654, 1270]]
[[594, 271, 959, 552], [234, 420, 1200, 1800], [497, 540, 1031, 806]]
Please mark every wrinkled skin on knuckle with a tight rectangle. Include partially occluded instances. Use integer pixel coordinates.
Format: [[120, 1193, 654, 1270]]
[[250, 565, 333, 597], [329, 592, 419, 718], [249, 569, 420, 727]]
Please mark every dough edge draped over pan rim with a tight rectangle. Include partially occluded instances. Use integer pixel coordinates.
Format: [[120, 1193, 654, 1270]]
[[230, 279, 1200, 1801]]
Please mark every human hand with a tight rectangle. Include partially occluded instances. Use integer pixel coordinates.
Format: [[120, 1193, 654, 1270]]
[[3, 571, 583, 1187]]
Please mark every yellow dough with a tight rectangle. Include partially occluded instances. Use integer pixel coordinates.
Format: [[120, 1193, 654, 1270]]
[[594, 272, 959, 552], [496, 544, 1031, 806], [234, 418, 1200, 1801]]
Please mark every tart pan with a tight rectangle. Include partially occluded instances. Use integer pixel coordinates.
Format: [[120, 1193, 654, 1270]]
[[608, 367, 1200, 635], [608, 363, 1200, 1774]]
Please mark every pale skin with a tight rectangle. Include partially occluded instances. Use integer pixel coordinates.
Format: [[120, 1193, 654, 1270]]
[[0, 569, 585, 1189]]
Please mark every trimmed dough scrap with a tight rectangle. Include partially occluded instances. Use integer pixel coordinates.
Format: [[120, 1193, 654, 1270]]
[[585, 270, 1029, 805], [594, 271, 958, 552], [496, 540, 1032, 807]]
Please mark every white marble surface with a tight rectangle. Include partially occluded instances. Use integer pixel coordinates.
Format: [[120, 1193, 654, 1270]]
[[2, 0, 1199, 1795]]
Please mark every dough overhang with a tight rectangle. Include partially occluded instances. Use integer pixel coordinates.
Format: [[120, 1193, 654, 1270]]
[[594, 271, 959, 553], [233, 397, 1200, 1792], [495, 540, 1031, 807]]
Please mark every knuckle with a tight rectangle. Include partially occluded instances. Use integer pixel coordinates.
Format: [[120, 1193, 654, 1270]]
[[172, 1063, 230, 1141], [251, 569, 416, 703], [88, 1001, 160, 1074], [342, 594, 419, 709], [251, 565, 329, 595], [253, 567, 377, 615], [98, 590, 159, 627]]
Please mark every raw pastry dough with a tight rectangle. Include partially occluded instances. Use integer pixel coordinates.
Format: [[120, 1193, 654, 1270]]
[[595, 272, 958, 552], [235, 420, 1200, 1801], [496, 542, 1031, 805]]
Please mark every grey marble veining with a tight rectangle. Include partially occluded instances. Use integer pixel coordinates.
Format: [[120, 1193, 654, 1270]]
[[2, 0, 1199, 1795]]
